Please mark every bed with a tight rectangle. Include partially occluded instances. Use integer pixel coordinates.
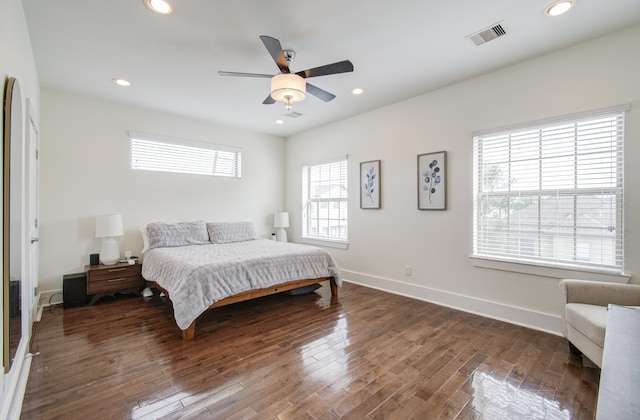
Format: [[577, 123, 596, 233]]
[[140, 220, 341, 340]]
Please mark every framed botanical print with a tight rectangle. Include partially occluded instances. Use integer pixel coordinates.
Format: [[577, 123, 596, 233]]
[[418, 151, 446, 210], [360, 160, 381, 209]]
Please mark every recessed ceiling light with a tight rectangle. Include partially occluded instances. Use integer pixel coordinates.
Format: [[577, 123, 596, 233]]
[[275, 119, 284, 125], [351, 88, 365, 95], [112, 78, 131, 87], [145, 0, 173, 15], [546, 0, 574, 16]]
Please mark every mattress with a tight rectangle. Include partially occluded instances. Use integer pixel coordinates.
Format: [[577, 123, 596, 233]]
[[141, 239, 341, 329]]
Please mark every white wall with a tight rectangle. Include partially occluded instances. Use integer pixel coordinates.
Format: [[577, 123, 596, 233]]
[[285, 25, 640, 334], [39, 89, 286, 293], [0, 0, 40, 415]]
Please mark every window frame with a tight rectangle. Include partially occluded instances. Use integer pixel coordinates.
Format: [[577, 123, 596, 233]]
[[301, 159, 349, 247], [128, 131, 241, 178], [471, 106, 629, 281]]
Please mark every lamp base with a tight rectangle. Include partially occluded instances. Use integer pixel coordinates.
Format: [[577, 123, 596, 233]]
[[100, 237, 120, 265], [276, 228, 288, 243]]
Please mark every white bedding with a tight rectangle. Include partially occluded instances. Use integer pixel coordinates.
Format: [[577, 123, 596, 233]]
[[141, 239, 342, 330]]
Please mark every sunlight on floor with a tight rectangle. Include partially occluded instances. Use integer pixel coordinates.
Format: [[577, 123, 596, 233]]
[[299, 316, 350, 381], [471, 372, 569, 419], [130, 382, 245, 419]]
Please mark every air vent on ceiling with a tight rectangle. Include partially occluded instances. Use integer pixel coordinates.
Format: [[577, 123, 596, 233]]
[[286, 111, 303, 118], [467, 22, 507, 46]]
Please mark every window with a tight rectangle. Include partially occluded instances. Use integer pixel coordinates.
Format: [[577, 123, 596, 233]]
[[129, 131, 241, 178], [302, 160, 348, 241], [473, 108, 625, 274]]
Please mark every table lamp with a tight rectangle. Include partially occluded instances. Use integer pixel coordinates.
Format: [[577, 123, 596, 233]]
[[274, 212, 289, 243], [95, 214, 123, 265]]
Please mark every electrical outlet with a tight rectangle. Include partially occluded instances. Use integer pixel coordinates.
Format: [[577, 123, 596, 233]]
[[404, 265, 412, 276]]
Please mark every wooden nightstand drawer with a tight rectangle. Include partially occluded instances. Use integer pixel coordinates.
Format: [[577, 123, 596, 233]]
[[87, 275, 142, 294], [88, 264, 141, 282]]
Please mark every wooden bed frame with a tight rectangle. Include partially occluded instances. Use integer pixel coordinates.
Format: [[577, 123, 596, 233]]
[[150, 277, 339, 340]]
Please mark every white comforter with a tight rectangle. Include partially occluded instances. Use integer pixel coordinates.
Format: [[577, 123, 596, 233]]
[[142, 239, 342, 330]]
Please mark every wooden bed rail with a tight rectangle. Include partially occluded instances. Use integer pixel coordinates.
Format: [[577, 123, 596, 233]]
[[150, 277, 338, 340]]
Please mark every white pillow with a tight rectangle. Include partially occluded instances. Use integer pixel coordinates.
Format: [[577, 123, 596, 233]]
[[207, 221, 258, 244], [146, 221, 209, 249], [141, 225, 150, 253]]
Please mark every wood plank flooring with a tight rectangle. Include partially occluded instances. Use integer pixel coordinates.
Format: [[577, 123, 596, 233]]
[[22, 282, 599, 419]]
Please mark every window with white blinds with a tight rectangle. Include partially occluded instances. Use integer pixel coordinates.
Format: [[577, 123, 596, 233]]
[[473, 108, 625, 274], [302, 160, 348, 241], [129, 132, 241, 178]]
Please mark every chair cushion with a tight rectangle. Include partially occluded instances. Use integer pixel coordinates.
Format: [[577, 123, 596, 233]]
[[565, 303, 608, 347]]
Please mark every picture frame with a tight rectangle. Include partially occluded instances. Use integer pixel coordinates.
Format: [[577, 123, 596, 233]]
[[417, 151, 446, 210], [360, 160, 381, 209]]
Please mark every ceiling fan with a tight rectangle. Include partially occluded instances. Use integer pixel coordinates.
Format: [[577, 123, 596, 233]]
[[218, 35, 354, 111]]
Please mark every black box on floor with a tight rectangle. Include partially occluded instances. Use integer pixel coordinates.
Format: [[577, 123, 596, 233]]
[[63, 272, 88, 308]]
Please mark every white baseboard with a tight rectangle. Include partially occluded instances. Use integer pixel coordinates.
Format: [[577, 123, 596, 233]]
[[0, 329, 33, 420], [342, 270, 562, 336], [37, 289, 63, 311], [6, 356, 32, 420]]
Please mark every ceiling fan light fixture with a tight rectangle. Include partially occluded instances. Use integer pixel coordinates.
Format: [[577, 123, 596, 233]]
[[270, 73, 306, 106]]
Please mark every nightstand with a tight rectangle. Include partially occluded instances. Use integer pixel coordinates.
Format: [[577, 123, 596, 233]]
[[85, 262, 143, 305]]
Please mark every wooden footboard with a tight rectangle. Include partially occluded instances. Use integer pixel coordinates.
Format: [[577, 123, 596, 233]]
[[150, 277, 338, 340]]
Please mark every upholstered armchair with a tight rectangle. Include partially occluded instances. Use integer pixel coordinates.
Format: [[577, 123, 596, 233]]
[[559, 279, 640, 368]]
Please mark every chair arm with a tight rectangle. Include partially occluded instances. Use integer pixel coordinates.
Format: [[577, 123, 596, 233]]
[[560, 279, 640, 307]]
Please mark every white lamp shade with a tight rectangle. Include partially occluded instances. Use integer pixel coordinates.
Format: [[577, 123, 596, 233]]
[[274, 212, 290, 228], [270, 74, 306, 103], [95, 214, 123, 238]]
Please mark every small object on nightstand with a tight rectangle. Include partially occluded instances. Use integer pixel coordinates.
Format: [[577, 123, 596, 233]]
[[142, 287, 153, 297]]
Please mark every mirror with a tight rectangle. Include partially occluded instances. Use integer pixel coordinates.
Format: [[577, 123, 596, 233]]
[[3, 76, 23, 373]]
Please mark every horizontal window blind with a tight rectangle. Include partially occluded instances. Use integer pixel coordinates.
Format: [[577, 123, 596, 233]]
[[302, 160, 348, 241], [129, 134, 241, 178], [473, 110, 625, 273]]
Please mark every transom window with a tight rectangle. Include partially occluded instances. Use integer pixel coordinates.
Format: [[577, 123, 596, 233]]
[[129, 131, 241, 178], [302, 160, 348, 241], [473, 108, 625, 274]]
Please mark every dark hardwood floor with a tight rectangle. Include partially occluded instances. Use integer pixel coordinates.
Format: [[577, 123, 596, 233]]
[[22, 282, 599, 419]]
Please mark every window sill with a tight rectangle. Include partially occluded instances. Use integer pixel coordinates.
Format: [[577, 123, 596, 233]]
[[300, 237, 349, 250], [469, 255, 630, 283]]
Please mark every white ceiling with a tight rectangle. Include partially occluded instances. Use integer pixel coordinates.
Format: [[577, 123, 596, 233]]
[[22, 0, 640, 137]]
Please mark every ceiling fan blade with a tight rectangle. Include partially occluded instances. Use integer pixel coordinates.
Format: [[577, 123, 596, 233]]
[[296, 60, 354, 79], [306, 83, 336, 102], [259, 35, 290, 74], [262, 94, 275, 105], [217, 71, 273, 78]]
